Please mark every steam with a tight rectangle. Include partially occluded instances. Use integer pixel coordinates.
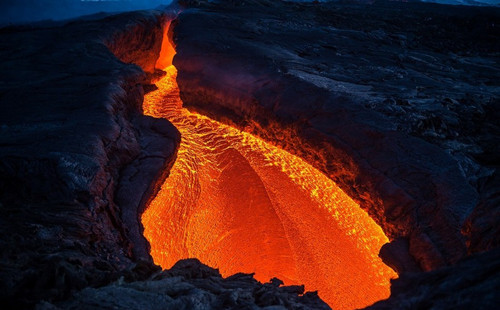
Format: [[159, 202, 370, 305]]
[[0, 0, 173, 26]]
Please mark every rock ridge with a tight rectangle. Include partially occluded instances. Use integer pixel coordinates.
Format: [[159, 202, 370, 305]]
[[0, 9, 179, 308], [172, 0, 499, 272]]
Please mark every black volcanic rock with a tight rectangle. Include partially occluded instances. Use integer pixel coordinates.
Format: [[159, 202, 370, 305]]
[[463, 170, 500, 254], [38, 259, 330, 310], [172, 0, 499, 271], [367, 247, 500, 309], [0, 10, 179, 308]]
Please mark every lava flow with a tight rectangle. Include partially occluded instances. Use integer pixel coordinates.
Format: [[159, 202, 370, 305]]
[[141, 30, 396, 310]]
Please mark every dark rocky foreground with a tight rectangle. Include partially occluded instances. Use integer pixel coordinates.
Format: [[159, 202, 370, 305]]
[[38, 259, 330, 310], [368, 247, 500, 309], [0, 0, 499, 309]]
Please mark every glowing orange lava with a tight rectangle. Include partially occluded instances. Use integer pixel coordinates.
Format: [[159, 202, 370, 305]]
[[141, 33, 396, 309]]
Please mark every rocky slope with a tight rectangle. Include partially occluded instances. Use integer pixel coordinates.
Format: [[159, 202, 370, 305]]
[[173, 0, 500, 272], [39, 259, 330, 310], [367, 247, 500, 309], [0, 10, 180, 308], [46, 250, 499, 310]]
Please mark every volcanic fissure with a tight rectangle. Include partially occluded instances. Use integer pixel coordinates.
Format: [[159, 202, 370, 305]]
[[140, 20, 397, 310]]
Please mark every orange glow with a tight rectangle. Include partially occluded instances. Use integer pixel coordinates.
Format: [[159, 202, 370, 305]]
[[141, 33, 396, 310], [155, 21, 176, 70]]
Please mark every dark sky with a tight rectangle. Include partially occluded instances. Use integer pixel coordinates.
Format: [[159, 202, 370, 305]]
[[1, 0, 498, 25], [0, 0, 173, 25]]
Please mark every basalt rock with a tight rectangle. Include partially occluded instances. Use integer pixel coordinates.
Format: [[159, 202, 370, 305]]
[[463, 170, 500, 254], [0, 10, 179, 308], [172, 0, 499, 271], [39, 259, 330, 310], [367, 247, 500, 309]]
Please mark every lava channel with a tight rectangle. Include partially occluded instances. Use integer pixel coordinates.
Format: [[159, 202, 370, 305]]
[[141, 29, 396, 310]]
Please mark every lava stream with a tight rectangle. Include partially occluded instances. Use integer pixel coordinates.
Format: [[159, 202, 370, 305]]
[[141, 62, 396, 309]]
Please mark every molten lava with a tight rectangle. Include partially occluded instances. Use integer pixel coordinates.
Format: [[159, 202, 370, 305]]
[[141, 31, 396, 309]]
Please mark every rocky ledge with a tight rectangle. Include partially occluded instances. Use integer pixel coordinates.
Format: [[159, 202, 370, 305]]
[[173, 0, 500, 272], [38, 259, 330, 310], [0, 10, 180, 308], [40, 250, 500, 310]]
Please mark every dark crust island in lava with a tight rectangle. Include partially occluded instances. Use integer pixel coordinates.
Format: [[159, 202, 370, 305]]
[[0, 0, 499, 309]]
